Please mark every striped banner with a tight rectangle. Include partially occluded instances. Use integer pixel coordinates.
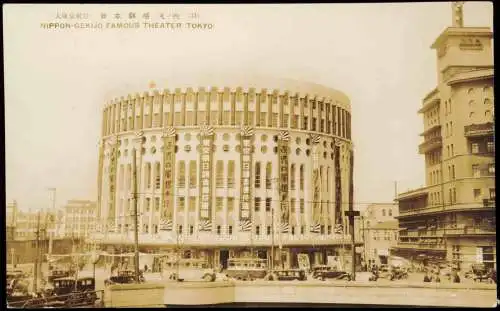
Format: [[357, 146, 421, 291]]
[[280, 223, 290, 233], [198, 219, 213, 231], [309, 133, 321, 145], [200, 123, 214, 136], [162, 126, 176, 138], [240, 126, 255, 137], [159, 219, 173, 231], [310, 223, 321, 233], [334, 224, 343, 234], [239, 220, 252, 232], [278, 131, 290, 141]]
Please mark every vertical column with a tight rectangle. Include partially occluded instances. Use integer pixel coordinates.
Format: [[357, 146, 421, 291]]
[[279, 94, 284, 128], [159, 127, 176, 232], [218, 92, 223, 125], [290, 94, 296, 128], [334, 140, 343, 232], [133, 131, 144, 233], [159, 92, 164, 128], [131, 95, 136, 130], [181, 91, 187, 126], [206, 91, 211, 124], [255, 93, 261, 127], [198, 124, 215, 232], [243, 92, 249, 126], [149, 94, 154, 128], [97, 141, 104, 220], [325, 101, 330, 134], [169, 92, 174, 126], [140, 94, 145, 130], [267, 94, 273, 127], [230, 92, 236, 125], [300, 96, 305, 130], [309, 96, 314, 131], [193, 91, 198, 126], [278, 131, 291, 233], [310, 133, 321, 233], [239, 126, 254, 232]]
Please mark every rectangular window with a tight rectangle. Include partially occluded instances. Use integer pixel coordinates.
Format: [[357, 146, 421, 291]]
[[254, 197, 261, 212], [490, 188, 496, 200], [228, 225, 233, 235], [272, 113, 279, 127], [256, 226, 260, 235], [227, 161, 235, 188], [154, 197, 160, 211], [265, 198, 272, 212], [292, 115, 299, 129], [471, 143, 480, 154], [217, 225, 221, 235], [290, 199, 296, 213], [211, 111, 218, 125], [177, 197, 185, 210], [488, 163, 495, 175], [216, 197, 223, 211], [472, 164, 481, 177], [178, 225, 183, 234], [189, 225, 194, 235], [300, 199, 304, 214], [327, 225, 332, 235], [174, 112, 182, 126], [189, 161, 197, 188], [260, 112, 267, 126], [312, 117, 317, 131], [300, 226, 305, 234], [177, 161, 186, 188], [248, 111, 254, 126], [283, 114, 289, 128], [487, 141, 495, 153], [197, 111, 206, 125], [223, 111, 230, 125], [227, 197, 234, 212], [216, 160, 224, 188], [302, 116, 308, 130], [189, 197, 196, 211], [235, 112, 243, 125], [266, 226, 271, 235], [291, 226, 295, 235], [255, 162, 261, 188]]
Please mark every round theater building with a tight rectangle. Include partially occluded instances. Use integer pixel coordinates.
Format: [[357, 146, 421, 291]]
[[92, 76, 360, 269]]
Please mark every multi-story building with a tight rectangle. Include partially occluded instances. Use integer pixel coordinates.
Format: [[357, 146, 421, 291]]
[[92, 77, 362, 269], [62, 200, 97, 239], [393, 3, 495, 271], [6, 201, 18, 241], [358, 203, 399, 265]]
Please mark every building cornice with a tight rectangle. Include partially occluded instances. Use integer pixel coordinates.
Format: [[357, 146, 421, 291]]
[[447, 68, 494, 86], [431, 27, 493, 49]]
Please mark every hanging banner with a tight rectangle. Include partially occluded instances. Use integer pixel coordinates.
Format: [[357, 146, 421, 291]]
[[310, 134, 321, 227], [298, 253, 311, 271], [334, 142, 343, 229], [107, 135, 118, 223], [239, 126, 254, 224], [278, 131, 290, 233], [161, 126, 176, 230], [199, 123, 214, 229]]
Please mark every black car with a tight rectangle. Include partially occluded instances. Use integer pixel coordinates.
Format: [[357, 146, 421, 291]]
[[266, 269, 307, 281], [105, 270, 145, 285]]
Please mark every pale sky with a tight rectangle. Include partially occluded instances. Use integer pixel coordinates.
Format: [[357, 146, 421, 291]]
[[4, 3, 494, 212]]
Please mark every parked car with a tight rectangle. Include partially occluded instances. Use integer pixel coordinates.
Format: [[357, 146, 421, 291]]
[[272, 269, 307, 281], [167, 259, 217, 282], [226, 257, 268, 281], [105, 270, 144, 286]]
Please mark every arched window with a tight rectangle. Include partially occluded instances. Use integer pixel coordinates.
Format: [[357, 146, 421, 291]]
[[189, 160, 197, 188], [290, 164, 296, 190], [177, 161, 185, 188], [266, 162, 272, 189], [255, 162, 261, 188], [155, 162, 161, 189], [299, 165, 305, 190], [216, 160, 224, 188], [227, 161, 235, 188]]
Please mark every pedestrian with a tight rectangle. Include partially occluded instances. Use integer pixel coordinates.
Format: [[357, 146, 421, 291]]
[[423, 271, 432, 282], [451, 269, 461, 283], [434, 272, 441, 283]]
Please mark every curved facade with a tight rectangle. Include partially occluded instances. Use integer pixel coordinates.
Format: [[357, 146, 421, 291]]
[[95, 79, 358, 268]]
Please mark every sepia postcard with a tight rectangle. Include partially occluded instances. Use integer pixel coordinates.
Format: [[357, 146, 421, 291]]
[[4, 2, 496, 308]]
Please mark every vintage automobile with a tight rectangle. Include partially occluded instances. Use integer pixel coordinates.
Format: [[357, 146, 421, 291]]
[[48, 269, 74, 283], [167, 258, 217, 282], [470, 264, 495, 283], [104, 270, 145, 286], [270, 269, 307, 281], [311, 265, 351, 281], [51, 276, 98, 307], [225, 257, 268, 281]]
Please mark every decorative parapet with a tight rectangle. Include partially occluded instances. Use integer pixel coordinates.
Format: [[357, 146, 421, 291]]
[[418, 136, 443, 154], [464, 122, 494, 138]]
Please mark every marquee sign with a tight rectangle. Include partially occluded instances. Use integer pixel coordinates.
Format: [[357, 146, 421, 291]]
[[199, 123, 214, 227], [278, 131, 290, 233], [161, 126, 176, 231], [239, 126, 254, 223]]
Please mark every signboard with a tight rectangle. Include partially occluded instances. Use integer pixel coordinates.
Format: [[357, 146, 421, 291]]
[[239, 126, 254, 221], [297, 253, 310, 271], [327, 256, 343, 271], [199, 124, 214, 221], [162, 127, 176, 225], [278, 131, 290, 231]]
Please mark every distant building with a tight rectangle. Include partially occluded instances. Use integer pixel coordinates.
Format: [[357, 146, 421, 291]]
[[393, 3, 495, 271], [6, 201, 18, 241], [359, 203, 399, 265], [62, 200, 97, 239]]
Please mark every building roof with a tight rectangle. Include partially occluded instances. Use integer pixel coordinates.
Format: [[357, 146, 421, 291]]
[[447, 68, 494, 86], [370, 220, 399, 230], [430, 27, 493, 49]]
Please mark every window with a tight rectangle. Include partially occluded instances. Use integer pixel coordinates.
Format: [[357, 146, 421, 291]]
[[145, 163, 151, 188], [154, 197, 160, 211], [265, 198, 272, 212], [255, 162, 261, 188], [488, 163, 495, 174], [451, 144, 454, 156], [327, 225, 332, 235], [487, 141, 495, 153], [145, 198, 151, 212], [217, 225, 221, 235], [189, 160, 197, 188], [473, 189, 481, 200], [267, 226, 271, 235], [266, 162, 272, 189], [452, 165, 456, 179], [223, 111, 230, 125], [155, 162, 161, 189], [283, 114, 289, 127], [388, 209, 392, 216], [302, 116, 308, 130], [178, 225, 183, 234], [189, 225, 194, 235], [291, 226, 296, 235], [227, 161, 235, 188], [382, 209, 386, 217], [312, 117, 317, 131], [189, 197, 196, 211], [485, 188, 496, 201], [227, 197, 234, 212], [290, 164, 296, 190], [177, 197, 185, 210], [255, 226, 260, 235], [300, 199, 304, 214], [472, 164, 480, 177], [177, 161, 186, 187], [301, 226, 305, 234], [254, 197, 261, 212], [228, 225, 233, 235], [216, 160, 224, 188], [299, 165, 305, 190], [290, 199, 296, 213], [471, 143, 479, 154], [260, 112, 266, 126], [272, 113, 278, 127], [450, 121, 453, 136], [216, 197, 223, 211]]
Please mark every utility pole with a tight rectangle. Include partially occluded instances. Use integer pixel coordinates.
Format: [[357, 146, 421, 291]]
[[33, 210, 41, 293], [132, 148, 140, 283]]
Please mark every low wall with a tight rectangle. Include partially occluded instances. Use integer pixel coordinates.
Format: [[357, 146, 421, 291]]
[[163, 281, 497, 308], [104, 283, 165, 308]]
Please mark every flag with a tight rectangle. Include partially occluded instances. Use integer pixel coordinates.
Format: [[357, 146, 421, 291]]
[[198, 219, 212, 231], [310, 223, 321, 233], [334, 224, 343, 234], [159, 219, 173, 231], [280, 223, 290, 233], [239, 220, 252, 232]]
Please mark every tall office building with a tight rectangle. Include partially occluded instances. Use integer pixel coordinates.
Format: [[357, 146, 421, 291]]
[[393, 3, 495, 271]]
